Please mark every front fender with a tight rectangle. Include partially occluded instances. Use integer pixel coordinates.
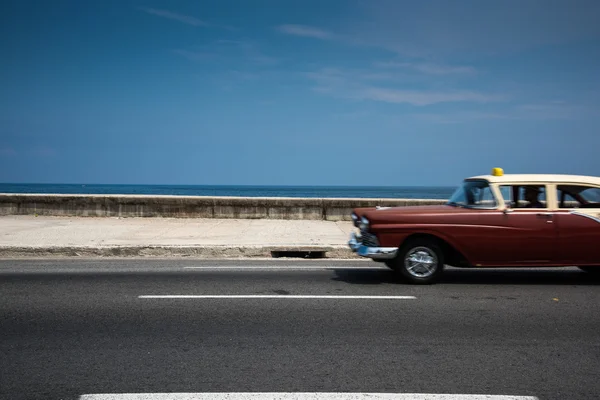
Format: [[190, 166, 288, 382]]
[[372, 224, 473, 264]]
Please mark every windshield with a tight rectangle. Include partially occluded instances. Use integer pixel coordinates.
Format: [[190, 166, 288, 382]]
[[447, 180, 498, 209]]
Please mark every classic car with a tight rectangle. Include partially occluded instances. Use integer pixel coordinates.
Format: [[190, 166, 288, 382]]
[[348, 168, 600, 284]]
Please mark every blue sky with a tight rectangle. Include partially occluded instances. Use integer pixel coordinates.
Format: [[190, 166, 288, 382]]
[[1, 0, 599, 186]]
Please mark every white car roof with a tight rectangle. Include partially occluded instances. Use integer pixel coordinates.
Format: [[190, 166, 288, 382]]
[[466, 174, 600, 186]]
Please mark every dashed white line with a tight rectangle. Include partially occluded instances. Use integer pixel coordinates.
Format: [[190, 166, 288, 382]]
[[138, 295, 416, 300], [79, 393, 539, 400]]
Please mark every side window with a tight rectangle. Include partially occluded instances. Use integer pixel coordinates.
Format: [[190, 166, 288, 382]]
[[519, 185, 546, 208], [557, 188, 581, 208], [580, 188, 600, 203], [557, 185, 600, 209], [471, 185, 496, 207], [499, 185, 547, 208]]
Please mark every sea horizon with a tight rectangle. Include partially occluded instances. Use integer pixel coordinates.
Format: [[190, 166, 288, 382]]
[[0, 183, 457, 199]]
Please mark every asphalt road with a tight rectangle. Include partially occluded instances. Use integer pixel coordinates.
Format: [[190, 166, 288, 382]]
[[1, 259, 600, 400]]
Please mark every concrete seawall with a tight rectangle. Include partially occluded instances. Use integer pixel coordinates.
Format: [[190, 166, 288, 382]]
[[0, 194, 447, 221]]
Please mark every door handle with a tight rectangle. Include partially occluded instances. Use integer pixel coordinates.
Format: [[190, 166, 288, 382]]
[[537, 213, 553, 223]]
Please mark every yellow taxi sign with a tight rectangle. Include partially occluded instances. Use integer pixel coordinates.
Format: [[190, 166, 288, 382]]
[[492, 167, 504, 176]]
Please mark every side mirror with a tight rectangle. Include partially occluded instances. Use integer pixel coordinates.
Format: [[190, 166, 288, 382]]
[[503, 202, 514, 214]]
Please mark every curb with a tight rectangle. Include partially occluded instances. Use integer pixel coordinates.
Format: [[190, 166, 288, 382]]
[[0, 245, 359, 259]]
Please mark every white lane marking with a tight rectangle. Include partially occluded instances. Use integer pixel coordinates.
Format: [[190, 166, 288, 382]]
[[183, 266, 387, 270], [79, 393, 539, 400], [138, 295, 416, 300]]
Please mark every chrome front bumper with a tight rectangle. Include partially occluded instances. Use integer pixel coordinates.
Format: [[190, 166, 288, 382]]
[[348, 232, 398, 260]]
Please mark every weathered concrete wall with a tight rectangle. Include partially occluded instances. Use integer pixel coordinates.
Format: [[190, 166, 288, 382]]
[[0, 194, 447, 221]]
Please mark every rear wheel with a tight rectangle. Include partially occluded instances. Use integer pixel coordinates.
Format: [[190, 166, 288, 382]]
[[388, 238, 445, 284]]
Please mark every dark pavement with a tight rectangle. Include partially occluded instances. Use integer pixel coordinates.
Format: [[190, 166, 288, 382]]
[[1, 259, 599, 400]]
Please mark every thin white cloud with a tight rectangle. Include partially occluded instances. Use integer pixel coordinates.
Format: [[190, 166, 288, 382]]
[[376, 61, 476, 75], [140, 7, 207, 26], [306, 67, 504, 106], [276, 24, 334, 40]]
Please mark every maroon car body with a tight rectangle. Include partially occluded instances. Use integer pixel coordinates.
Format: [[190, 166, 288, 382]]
[[348, 170, 600, 284]]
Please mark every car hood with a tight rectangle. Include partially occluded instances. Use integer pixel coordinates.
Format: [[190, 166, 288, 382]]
[[352, 204, 474, 223]]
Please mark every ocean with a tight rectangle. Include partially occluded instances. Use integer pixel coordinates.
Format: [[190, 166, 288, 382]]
[[0, 183, 456, 199]]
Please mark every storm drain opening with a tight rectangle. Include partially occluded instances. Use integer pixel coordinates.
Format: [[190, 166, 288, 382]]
[[270, 250, 327, 259]]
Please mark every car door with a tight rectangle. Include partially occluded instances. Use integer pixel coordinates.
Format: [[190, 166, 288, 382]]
[[457, 183, 558, 266], [554, 185, 600, 265], [491, 184, 558, 265]]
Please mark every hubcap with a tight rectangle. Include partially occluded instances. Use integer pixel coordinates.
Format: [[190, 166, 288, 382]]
[[404, 246, 438, 278]]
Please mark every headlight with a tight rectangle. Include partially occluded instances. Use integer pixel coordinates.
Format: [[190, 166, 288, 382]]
[[359, 216, 370, 231]]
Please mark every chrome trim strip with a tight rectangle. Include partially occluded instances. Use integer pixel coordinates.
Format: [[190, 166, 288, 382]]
[[569, 211, 600, 224]]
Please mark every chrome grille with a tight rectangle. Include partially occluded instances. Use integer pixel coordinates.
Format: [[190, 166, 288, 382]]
[[361, 231, 379, 247]]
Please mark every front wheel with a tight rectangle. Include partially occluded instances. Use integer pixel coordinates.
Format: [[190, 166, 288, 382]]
[[388, 239, 445, 284]]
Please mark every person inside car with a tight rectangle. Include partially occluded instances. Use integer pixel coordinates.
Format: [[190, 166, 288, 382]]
[[524, 186, 543, 208]]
